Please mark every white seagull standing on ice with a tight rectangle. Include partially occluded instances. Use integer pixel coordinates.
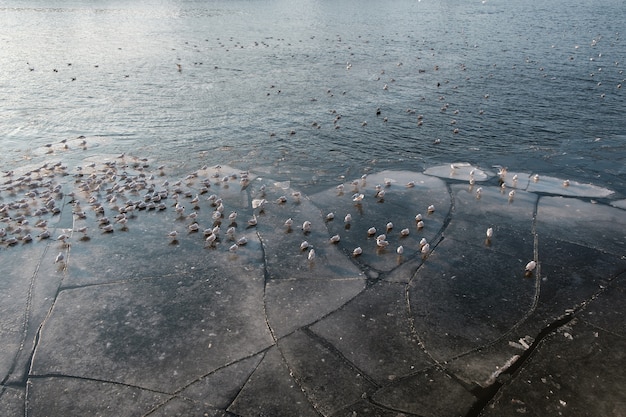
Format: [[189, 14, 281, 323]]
[[54, 252, 64, 264]]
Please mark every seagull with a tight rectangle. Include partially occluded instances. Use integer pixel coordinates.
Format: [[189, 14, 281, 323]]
[[344, 214, 352, 224], [205, 233, 217, 246], [386, 222, 393, 231], [400, 228, 410, 237], [508, 190, 515, 200], [247, 215, 257, 227], [326, 212, 335, 221], [417, 220, 425, 229], [308, 249, 316, 261], [419, 238, 428, 247], [563, 179, 570, 187], [237, 236, 248, 246], [486, 227, 493, 239], [415, 213, 423, 222], [300, 241, 310, 251], [427, 205, 435, 213], [54, 252, 64, 264], [367, 227, 377, 236], [352, 247, 363, 256], [302, 221, 312, 233], [525, 260, 536, 272], [396, 246, 404, 255], [330, 234, 340, 243], [352, 193, 364, 203], [228, 212, 237, 223], [56, 233, 70, 242], [229, 243, 238, 252], [421, 243, 430, 254], [284, 218, 293, 230], [167, 230, 178, 239]]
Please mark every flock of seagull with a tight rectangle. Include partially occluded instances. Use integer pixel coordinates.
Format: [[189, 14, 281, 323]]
[[0, 149, 540, 278]]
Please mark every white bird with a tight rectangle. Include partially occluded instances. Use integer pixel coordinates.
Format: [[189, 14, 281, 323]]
[[508, 190, 515, 199], [167, 230, 178, 239], [300, 241, 310, 251], [396, 246, 404, 255], [400, 228, 410, 237], [188, 223, 199, 232], [344, 214, 352, 223], [326, 212, 335, 221], [376, 234, 387, 242], [352, 193, 364, 202], [419, 238, 428, 247], [367, 227, 377, 236], [352, 247, 363, 256], [563, 179, 570, 187], [302, 221, 312, 233], [54, 252, 64, 263], [228, 212, 237, 222], [247, 215, 257, 227], [525, 260, 537, 272], [205, 233, 217, 246], [421, 243, 430, 254], [415, 213, 423, 222], [308, 249, 316, 261], [330, 234, 340, 243], [427, 204, 435, 213], [229, 243, 238, 252], [533, 174, 540, 182], [486, 227, 494, 239], [376, 239, 389, 248], [386, 222, 393, 231], [56, 233, 70, 242], [237, 236, 248, 246], [417, 220, 425, 229], [406, 181, 415, 188], [476, 187, 483, 198], [284, 218, 293, 229]]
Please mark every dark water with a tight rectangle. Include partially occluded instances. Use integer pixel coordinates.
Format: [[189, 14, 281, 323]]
[[1, 0, 625, 194]]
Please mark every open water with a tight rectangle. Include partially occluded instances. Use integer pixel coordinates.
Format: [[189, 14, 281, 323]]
[[1, 0, 625, 195]]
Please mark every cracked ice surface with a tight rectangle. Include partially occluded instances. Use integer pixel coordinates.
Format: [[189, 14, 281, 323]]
[[1, 156, 626, 416]]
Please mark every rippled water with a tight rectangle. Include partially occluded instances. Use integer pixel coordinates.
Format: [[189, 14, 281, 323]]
[[1, 0, 625, 194]]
